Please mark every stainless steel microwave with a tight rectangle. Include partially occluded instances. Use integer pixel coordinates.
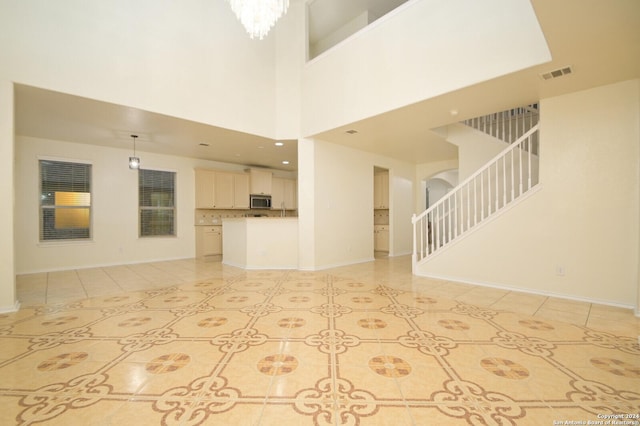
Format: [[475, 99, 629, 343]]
[[250, 194, 271, 209]]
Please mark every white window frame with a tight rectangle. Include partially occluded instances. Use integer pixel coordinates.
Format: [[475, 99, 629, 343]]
[[138, 168, 177, 238], [38, 157, 93, 243]]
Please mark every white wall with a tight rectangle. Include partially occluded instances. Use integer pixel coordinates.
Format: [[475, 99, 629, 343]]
[[415, 160, 459, 214], [445, 124, 509, 180], [417, 80, 640, 308], [0, 82, 16, 311], [0, 0, 283, 309], [275, 0, 305, 139], [14, 136, 277, 274], [298, 138, 414, 269], [310, 11, 369, 59], [0, 0, 277, 138], [301, 0, 550, 136]]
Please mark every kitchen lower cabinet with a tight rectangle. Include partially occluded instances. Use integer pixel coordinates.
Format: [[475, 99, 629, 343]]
[[374, 225, 389, 252], [196, 226, 222, 257]]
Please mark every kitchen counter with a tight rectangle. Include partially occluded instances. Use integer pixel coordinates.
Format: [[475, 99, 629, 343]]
[[222, 217, 298, 269]]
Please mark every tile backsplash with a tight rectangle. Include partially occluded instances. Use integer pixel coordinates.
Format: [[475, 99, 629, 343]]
[[195, 209, 295, 225]]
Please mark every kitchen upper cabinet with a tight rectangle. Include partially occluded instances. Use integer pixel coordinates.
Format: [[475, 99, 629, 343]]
[[271, 178, 297, 210], [374, 172, 389, 209], [214, 172, 234, 209], [250, 169, 272, 195], [283, 178, 297, 209], [214, 172, 249, 209], [233, 173, 250, 209], [195, 169, 215, 209]]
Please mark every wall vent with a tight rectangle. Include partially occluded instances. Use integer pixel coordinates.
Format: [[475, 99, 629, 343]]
[[540, 66, 573, 80]]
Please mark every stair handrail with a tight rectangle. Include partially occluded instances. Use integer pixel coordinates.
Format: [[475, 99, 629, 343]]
[[413, 123, 539, 226]]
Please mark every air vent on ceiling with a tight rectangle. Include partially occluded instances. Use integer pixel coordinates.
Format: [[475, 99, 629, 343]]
[[345, 129, 358, 134], [540, 66, 573, 80]]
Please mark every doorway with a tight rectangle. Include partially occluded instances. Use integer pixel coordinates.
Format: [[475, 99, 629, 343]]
[[373, 167, 389, 257]]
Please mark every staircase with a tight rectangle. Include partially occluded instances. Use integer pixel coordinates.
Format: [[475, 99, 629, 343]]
[[412, 105, 540, 271]]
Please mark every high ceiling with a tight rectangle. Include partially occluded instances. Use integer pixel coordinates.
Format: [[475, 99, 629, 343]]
[[14, 0, 640, 171]]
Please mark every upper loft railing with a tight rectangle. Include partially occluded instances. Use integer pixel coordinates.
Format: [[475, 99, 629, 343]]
[[463, 103, 539, 149], [412, 123, 540, 269]]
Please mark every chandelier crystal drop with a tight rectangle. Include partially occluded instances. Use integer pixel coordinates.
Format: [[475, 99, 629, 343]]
[[226, 0, 289, 40]]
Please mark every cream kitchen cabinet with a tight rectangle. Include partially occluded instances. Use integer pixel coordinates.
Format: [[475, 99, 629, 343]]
[[374, 225, 389, 252], [233, 173, 250, 208], [214, 172, 249, 209], [250, 169, 272, 195], [196, 226, 222, 257], [195, 169, 215, 209], [271, 177, 297, 211], [374, 172, 389, 209]]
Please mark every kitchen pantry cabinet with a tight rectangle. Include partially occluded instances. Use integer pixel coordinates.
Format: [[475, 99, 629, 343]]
[[374, 172, 389, 209], [271, 177, 297, 210], [250, 169, 272, 195], [214, 172, 249, 209]]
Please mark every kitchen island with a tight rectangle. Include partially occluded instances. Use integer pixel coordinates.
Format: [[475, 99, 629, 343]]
[[222, 217, 298, 269]]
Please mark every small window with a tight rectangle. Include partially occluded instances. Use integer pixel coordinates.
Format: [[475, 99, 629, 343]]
[[39, 160, 92, 241], [139, 169, 176, 237]]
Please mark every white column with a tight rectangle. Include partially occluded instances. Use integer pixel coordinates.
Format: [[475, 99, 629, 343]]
[[0, 80, 17, 312], [297, 138, 315, 270]]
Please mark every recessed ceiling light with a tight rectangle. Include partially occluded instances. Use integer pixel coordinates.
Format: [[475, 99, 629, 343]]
[[275, 142, 284, 146], [282, 160, 290, 165], [258, 146, 264, 149]]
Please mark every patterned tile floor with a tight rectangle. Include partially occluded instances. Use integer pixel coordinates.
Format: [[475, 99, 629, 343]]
[[2, 256, 639, 425]]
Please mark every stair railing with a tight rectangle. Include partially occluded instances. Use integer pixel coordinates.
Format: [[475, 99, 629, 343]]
[[412, 124, 540, 270], [463, 104, 539, 151]]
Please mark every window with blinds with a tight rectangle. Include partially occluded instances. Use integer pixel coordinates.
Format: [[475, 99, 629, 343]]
[[39, 160, 92, 241], [139, 169, 176, 237]]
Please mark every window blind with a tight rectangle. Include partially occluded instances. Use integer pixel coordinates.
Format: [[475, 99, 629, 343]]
[[139, 169, 176, 237], [39, 160, 92, 241]]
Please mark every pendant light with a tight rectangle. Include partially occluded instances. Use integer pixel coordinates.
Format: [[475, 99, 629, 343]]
[[129, 134, 140, 169]]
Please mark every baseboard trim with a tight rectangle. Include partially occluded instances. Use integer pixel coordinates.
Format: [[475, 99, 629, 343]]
[[415, 271, 637, 312], [16, 256, 195, 275], [0, 300, 21, 314]]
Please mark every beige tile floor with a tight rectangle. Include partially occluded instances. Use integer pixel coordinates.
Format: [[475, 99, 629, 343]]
[[1, 256, 639, 425]]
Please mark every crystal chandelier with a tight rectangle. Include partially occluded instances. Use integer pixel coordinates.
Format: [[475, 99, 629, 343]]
[[226, 0, 290, 40]]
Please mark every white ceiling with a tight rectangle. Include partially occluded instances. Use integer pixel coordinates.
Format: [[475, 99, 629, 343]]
[[14, 85, 298, 171], [14, 0, 640, 171]]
